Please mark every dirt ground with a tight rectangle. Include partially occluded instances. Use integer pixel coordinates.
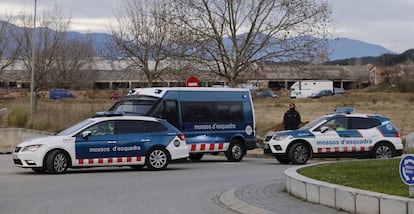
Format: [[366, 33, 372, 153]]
[[254, 90, 414, 138]]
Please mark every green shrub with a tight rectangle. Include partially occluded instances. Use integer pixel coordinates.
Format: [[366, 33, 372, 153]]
[[7, 107, 29, 128]]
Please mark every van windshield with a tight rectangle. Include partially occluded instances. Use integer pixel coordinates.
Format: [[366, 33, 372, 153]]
[[109, 95, 159, 115]]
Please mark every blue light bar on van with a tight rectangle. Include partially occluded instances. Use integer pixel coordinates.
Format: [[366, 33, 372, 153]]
[[94, 111, 124, 117], [334, 107, 355, 114]]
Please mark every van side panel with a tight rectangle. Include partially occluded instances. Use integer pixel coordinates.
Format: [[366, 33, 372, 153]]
[[162, 90, 256, 153]]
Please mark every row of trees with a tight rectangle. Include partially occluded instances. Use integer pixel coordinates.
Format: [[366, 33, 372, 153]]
[[0, 0, 332, 109], [0, 5, 95, 93], [110, 0, 333, 87]]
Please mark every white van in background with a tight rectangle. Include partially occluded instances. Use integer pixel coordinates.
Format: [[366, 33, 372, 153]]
[[289, 80, 334, 98]]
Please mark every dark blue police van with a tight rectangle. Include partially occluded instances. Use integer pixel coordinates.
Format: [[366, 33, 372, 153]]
[[109, 87, 256, 162]]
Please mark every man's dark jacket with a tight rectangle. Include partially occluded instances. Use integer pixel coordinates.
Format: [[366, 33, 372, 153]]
[[283, 109, 301, 130]]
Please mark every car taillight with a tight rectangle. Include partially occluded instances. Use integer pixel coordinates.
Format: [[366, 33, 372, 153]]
[[394, 132, 401, 138], [178, 134, 185, 141]]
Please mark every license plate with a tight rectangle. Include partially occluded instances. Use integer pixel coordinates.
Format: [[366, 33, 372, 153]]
[[12, 154, 18, 159], [263, 144, 269, 149]]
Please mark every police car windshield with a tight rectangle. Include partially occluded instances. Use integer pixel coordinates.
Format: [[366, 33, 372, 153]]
[[109, 96, 159, 115], [299, 116, 327, 130], [57, 119, 95, 136]]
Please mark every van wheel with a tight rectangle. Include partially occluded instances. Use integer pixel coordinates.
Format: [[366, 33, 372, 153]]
[[288, 143, 309, 165], [189, 153, 204, 161], [372, 143, 394, 159], [146, 148, 170, 170], [46, 150, 69, 174], [225, 140, 244, 162]]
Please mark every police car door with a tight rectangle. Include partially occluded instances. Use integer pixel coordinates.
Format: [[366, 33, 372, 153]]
[[114, 120, 151, 161], [75, 121, 116, 165], [312, 117, 347, 154]]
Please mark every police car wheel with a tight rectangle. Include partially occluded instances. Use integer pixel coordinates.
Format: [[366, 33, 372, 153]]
[[31, 168, 46, 173], [189, 153, 204, 161], [146, 148, 170, 170], [275, 156, 290, 164], [288, 143, 309, 165], [373, 143, 394, 159], [46, 150, 69, 174], [225, 140, 244, 162], [130, 165, 144, 170]]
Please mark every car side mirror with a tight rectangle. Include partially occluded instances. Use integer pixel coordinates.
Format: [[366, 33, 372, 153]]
[[320, 127, 329, 133], [82, 131, 92, 139]]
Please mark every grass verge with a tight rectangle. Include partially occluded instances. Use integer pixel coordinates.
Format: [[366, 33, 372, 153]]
[[298, 158, 409, 197]]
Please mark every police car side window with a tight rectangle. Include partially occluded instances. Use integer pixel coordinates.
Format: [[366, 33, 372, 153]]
[[348, 117, 380, 129], [116, 120, 146, 134], [143, 121, 167, 132], [116, 120, 167, 134], [315, 117, 347, 131], [85, 121, 115, 136]]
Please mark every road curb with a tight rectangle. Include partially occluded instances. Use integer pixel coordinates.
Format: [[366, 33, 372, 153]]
[[219, 188, 274, 214], [285, 161, 414, 214]]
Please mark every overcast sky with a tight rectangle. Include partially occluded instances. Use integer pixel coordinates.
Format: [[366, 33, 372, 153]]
[[0, 0, 413, 53]]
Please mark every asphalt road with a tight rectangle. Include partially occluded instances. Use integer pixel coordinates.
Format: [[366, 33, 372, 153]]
[[0, 154, 344, 214]]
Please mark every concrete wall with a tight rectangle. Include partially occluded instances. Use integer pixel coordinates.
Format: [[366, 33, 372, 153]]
[[0, 128, 53, 153], [285, 163, 414, 214]]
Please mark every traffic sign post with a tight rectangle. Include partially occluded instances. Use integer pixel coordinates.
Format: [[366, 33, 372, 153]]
[[186, 76, 200, 87], [399, 154, 414, 197]]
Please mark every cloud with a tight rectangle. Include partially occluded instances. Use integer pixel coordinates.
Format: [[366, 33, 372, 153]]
[[329, 0, 414, 53]]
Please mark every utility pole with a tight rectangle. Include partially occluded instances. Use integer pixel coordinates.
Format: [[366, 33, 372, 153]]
[[29, 0, 37, 124]]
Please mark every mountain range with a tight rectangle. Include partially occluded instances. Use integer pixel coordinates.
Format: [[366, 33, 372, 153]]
[[0, 20, 399, 61], [326, 37, 394, 61], [67, 31, 395, 61]]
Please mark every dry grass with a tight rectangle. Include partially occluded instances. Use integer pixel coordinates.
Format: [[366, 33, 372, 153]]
[[1, 89, 414, 138], [254, 90, 414, 138]]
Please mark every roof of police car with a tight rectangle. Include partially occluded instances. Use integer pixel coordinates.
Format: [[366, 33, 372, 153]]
[[91, 112, 161, 122], [323, 112, 390, 121]]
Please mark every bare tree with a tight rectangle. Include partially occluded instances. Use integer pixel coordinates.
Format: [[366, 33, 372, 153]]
[[109, 0, 182, 86], [0, 14, 21, 87], [51, 35, 95, 88], [15, 5, 71, 94], [13, 4, 96, 111], [170, 0, 333, 87]]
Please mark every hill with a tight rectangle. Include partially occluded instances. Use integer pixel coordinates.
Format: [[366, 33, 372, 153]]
[[0, 20, 404, 60], [326, 49, 414, 65], [327, 37, 394, 60]]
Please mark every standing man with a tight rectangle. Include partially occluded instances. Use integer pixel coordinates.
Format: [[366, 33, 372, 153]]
[[283, 103, 301, 130]]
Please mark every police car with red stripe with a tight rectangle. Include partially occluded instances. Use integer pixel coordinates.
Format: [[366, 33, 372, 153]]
[[13, 112, 188, 174], [263, 108, 403, 164]]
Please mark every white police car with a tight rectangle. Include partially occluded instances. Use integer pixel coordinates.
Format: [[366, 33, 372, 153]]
[[13, 112, 189, 174], [263, 108, 403, 164]]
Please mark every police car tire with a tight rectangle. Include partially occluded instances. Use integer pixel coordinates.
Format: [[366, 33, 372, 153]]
[[372, 142, 394, 159], [130, 165, 144, 170], [189, 153, 204, 161], [275, 156, 290, 164], [225, 140, 244, 162], [146, 148, 170, 170], [46, 150, 69, 174], [31, 168, 46, 173], [288, 143, 310, 165]]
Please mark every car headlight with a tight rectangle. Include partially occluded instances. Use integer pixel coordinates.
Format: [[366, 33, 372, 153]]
[[22, 144, 43, 152], [272, 135, 290, 141]]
